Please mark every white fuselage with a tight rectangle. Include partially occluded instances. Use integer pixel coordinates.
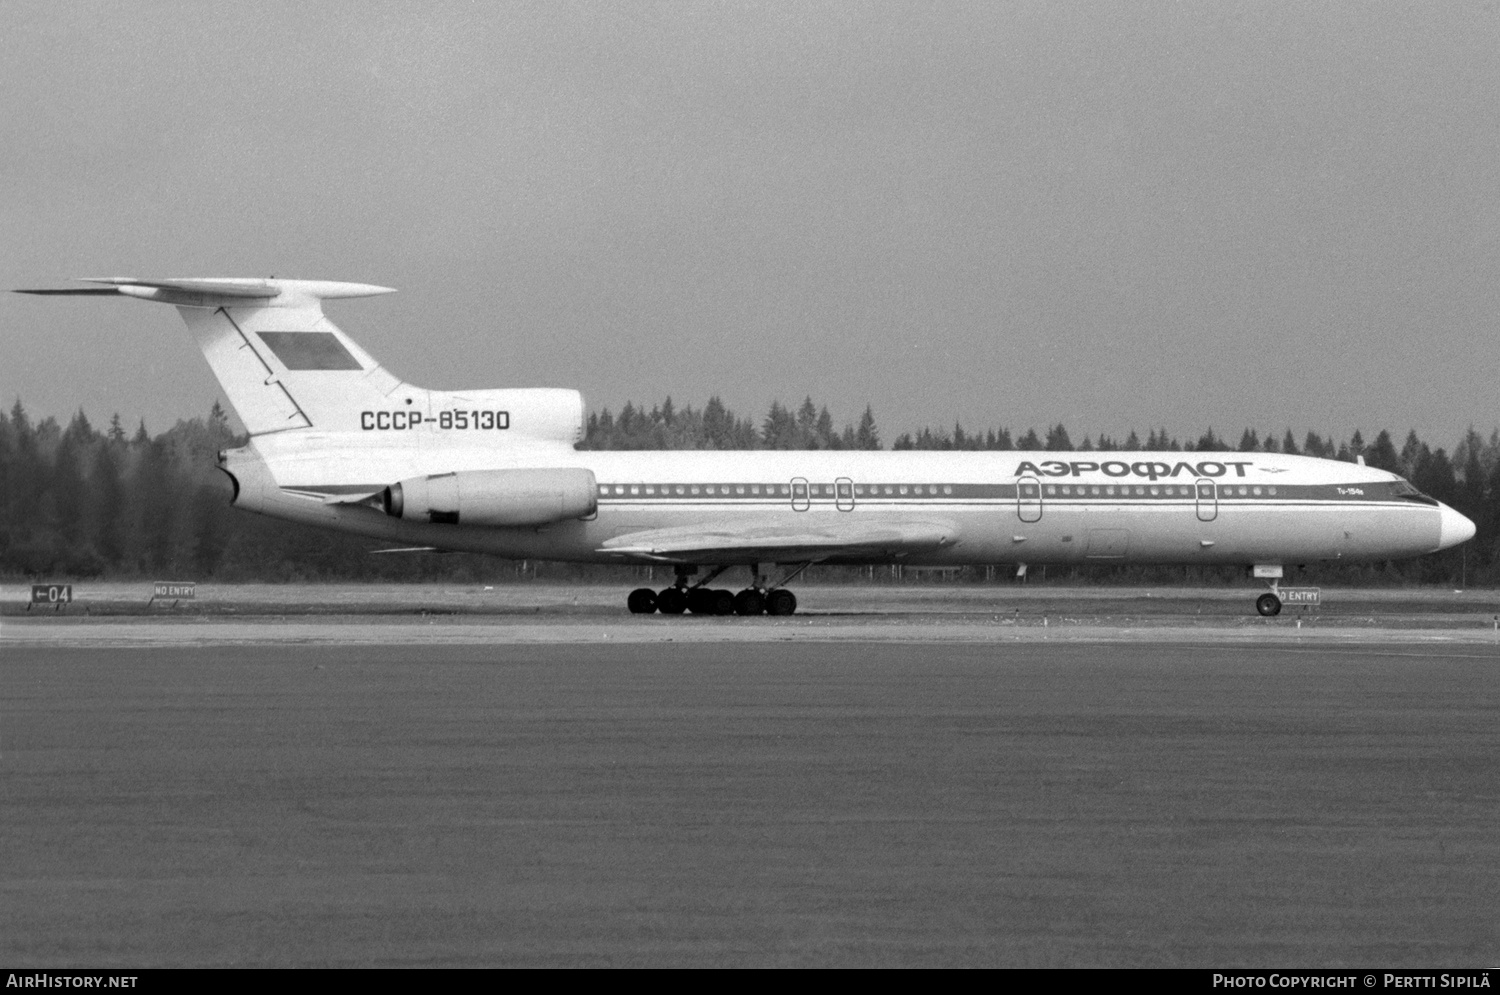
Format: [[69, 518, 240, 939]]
[[225, 434, 1459, 568]]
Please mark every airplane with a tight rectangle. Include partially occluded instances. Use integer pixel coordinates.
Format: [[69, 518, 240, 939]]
[[16, 277, 1477, 617]]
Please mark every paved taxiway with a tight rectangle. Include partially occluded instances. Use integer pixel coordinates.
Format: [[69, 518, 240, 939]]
[[4, 585, 1499, 966]]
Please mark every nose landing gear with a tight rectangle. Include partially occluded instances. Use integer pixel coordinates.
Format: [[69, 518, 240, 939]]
[[1250, 564, 1285, 617]]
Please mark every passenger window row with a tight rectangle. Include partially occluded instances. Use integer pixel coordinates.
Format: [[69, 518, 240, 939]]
[[597, 483, 960, 497], [600, 483, 789, 497], [594, 482, 1281, 498], [591, 483, 1296, 498]]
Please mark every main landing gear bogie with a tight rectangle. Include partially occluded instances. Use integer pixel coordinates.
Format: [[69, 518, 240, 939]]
[[627, 585, 790, 616], [627, 563, 804, 617]]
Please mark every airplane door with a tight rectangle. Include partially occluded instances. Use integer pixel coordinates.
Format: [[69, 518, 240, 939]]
[[791, 477, 811, 512], [1017, 475, 1043, 523], [835, 477, 855, 512], [1195, 478, 1218, 522]]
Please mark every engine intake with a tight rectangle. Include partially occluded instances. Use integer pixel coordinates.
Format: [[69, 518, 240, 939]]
[[383, 468, 597, 527]]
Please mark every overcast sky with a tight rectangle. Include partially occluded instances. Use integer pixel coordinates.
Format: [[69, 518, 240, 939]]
[[3, 1, 1498, 445]]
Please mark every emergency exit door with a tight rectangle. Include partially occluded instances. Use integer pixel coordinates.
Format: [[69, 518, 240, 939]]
[[791, 477, 810, 512], [1196, 478, 1218, 522], [835, 477, 855, 511], [1017, 476, 1043, 523]]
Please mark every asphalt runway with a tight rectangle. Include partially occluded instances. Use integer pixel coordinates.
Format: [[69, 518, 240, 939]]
[[4, 628, 1499, 966], [6, 583, 1500, 646]]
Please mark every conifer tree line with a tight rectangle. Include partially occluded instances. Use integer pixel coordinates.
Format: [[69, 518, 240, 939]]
[[582, 397, 880, 451], [1, 394, 1494, 585]]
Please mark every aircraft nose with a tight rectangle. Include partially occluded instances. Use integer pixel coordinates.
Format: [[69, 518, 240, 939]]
[[1436, 502, 1477, 550]]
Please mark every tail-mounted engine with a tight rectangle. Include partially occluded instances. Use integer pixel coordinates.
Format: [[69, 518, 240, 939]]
[[383, 468, 597, 527]]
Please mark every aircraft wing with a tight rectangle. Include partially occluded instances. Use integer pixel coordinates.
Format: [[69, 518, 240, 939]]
[[599, 517, 959, 563]]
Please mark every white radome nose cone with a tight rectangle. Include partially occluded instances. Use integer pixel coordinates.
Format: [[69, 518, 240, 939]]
[[1437, 503, 1477, 550]]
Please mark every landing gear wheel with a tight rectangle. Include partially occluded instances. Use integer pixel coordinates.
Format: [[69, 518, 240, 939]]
[[733, 589, 766, 616], [627, 588, 657, 614], [708, 589, 736, 616], [657, 588, 688, 614], [1256, 593, 1282, 617], [766, 589, 798, 616], [687, 588, 713, 614]]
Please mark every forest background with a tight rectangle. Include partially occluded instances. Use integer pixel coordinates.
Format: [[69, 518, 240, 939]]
[[1, 395, 1492, 587]]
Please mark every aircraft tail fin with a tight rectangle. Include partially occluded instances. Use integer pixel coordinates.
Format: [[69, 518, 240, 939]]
[[16, 278, 406, 436], [17, 277, 586, 448]]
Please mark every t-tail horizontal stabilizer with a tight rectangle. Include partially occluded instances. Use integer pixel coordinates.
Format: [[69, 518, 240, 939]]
[[16, 277, 395, 307]]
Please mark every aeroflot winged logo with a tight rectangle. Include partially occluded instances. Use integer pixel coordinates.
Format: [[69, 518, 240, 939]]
[[1015, 459, 1256, 480]]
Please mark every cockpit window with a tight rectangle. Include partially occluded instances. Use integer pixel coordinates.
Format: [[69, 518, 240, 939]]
[[1392, 479, 1439, 505]]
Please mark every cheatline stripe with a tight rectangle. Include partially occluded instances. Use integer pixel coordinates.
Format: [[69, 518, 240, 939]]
[[291, 480, 1437, 508]]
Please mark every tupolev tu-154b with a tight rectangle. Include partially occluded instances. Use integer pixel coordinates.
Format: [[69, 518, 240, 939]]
[[18, 277, 1476, 616]]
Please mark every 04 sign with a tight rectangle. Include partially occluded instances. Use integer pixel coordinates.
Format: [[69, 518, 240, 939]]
[[30, 584, 72, 609]]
